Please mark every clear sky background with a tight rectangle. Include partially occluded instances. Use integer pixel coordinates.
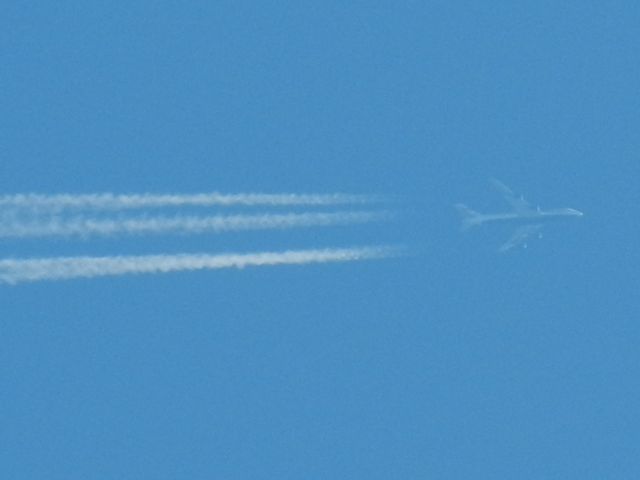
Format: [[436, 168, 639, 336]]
[[2, 2, 639, 478]]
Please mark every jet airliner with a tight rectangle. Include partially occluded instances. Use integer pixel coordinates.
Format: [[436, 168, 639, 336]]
[[456, 179, 583, 252]]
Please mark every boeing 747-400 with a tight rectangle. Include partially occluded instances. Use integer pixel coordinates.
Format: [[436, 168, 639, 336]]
[[456, 179, 583, 252]]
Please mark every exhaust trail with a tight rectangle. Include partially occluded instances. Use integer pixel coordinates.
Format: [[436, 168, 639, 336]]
[[0, 192, 380, 212], [0, 210, 392, 239], [0, 246, 402, 284]]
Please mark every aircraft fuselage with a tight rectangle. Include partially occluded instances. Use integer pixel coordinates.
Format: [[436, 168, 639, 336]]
[[475, 208, 583, 226]]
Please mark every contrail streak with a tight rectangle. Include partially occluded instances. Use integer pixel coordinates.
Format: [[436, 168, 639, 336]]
[[0, 192, 379, 212], [0, 210, 392, 238], [0, 246, 402, 284]]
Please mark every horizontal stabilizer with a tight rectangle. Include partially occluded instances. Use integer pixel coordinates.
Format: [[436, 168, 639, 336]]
[[454, 203, 482, 231]]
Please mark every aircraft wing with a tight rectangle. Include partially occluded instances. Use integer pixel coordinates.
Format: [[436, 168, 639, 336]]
[[490, 178, 534, 213], [499, 224, 543, 252]]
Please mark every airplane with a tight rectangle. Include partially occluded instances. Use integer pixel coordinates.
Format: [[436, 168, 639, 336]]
[[455, 179, 583, 252]]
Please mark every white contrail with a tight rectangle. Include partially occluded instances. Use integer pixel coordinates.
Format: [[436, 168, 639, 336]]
[[0, 246, 402, 284], [0, 192, 379, 212], [0, 210, 392, 238]]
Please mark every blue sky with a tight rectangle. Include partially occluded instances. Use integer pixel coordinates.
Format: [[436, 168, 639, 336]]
[[2, 2, 639, 478]]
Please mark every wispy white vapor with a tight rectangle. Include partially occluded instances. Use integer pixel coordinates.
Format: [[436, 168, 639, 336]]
[[0, 192, 379, 212], [0, 210, 392, 239], [0, 246, 402, 284]]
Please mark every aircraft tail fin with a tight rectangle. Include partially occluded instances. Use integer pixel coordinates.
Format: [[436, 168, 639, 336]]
[[454, 203, 482, 231]]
